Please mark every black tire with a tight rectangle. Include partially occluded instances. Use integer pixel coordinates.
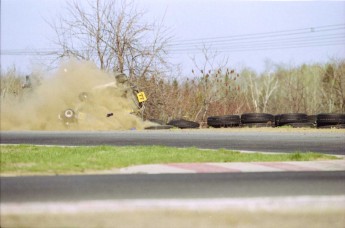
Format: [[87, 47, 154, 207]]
[[167, 119, 200, 129], [307, 115, 317, 125], [241, 123, 274, 128], [207, 115, 240, 128], [241, 113, 274, 124], [274, 115, 281, 127], [316, 113, 345, 126], [144, 125, 174, 130], [277, 113, 308, 125]]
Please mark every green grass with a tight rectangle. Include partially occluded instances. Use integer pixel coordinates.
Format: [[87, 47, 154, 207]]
[[0, 144, 338, 175]]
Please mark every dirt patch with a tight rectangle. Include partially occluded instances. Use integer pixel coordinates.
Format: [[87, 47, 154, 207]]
[[0, 60, 151, 131], [2, 209, 344, 228]]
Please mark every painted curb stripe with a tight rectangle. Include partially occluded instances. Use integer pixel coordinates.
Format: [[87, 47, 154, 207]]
[[167, 163, 241, 173], [120, 160, 345, 174], [255, 162, 322, 171]]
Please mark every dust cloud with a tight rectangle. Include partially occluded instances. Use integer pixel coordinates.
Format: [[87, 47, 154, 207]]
[[0, 60, 152, 131]]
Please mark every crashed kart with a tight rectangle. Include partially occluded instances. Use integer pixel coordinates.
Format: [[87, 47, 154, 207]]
[[58, 73, 147, 127]]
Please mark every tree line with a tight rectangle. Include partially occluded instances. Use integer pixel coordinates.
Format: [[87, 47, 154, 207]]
[[135, 59, 345, 124], [1, 59, 344, 124]]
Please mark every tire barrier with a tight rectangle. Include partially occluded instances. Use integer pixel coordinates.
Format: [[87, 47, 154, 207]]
[[167, 119, 200, 129], [240, 113, 275, 127], [241, 123, 274, 128], [274, 113, 315, 128], [145, 113, 344, 129], [316, 113, 345, 128], [276, 113, 308, 125], [307, 115, 317, 125], [241, 113, 275, 124], [208, 113, 343, 129], [207, 115, 240, 128]]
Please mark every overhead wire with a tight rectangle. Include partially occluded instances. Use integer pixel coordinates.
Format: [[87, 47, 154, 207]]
[[1, 23, 344, 56], [167, 24, 345, 53], [169, 23, 345, 44], [168, 34, 345, 52]]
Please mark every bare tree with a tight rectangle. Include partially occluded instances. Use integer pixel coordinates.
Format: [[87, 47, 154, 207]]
[[242, 68, 278, 113], [246, 71, 260, 112], [321, 59, 345, 112], [260, 72, 278, 113], [50, 0, 171, 78], [191, 47, 218, 121], [190, 46, 241, 122], [298, 64, 323, 114]]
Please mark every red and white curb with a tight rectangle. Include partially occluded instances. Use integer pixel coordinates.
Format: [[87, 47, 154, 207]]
[[120, 160, 345, 174]]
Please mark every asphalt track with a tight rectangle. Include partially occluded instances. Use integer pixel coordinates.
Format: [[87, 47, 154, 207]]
[[1, 130, 344, 154], [1, 171, 345, 203]]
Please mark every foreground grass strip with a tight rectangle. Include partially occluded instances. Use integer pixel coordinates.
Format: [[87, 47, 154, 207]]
[[0, 145, 338, 175]]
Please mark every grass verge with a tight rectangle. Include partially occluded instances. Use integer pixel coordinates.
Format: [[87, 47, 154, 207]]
[[0, 144, 338, 175]]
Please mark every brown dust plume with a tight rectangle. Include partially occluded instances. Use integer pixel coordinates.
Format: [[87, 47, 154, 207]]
[[0, 61, 151, 131]]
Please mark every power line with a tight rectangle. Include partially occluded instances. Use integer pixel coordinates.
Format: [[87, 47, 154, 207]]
[[169, 23, 345, 44], [169, 41, 345, 55], [1, 24, 344, 56], [168, 34, 345, 53], [167, 27, 345, 52], [1, 50, 59, 56], [168, 30, 345, 49], [167, 24, 345, 54]]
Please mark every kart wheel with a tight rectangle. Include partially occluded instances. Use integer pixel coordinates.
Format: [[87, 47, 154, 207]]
[[59, 109, 77, 125], [64, 109, 75, 119]]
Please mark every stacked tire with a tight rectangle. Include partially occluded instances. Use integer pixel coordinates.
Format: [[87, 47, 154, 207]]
[[241, 113, 275, 127], [146, 113, 345, 130], [207, 115, 240, 128], [316, 113, 345, 129], [146, 118, 200, 129], [307, 115, 317, 127], [275, 113, 314, 128], [167, 119, 200, 129]]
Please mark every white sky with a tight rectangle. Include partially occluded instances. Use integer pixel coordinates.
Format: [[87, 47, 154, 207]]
[[1, 0, 345, 76]]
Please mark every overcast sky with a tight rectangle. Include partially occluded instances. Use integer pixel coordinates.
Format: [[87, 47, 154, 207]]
[[1, 0, 345, 76]]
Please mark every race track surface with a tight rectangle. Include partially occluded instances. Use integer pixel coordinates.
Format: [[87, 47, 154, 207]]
[[1, 130, 344, 154]]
